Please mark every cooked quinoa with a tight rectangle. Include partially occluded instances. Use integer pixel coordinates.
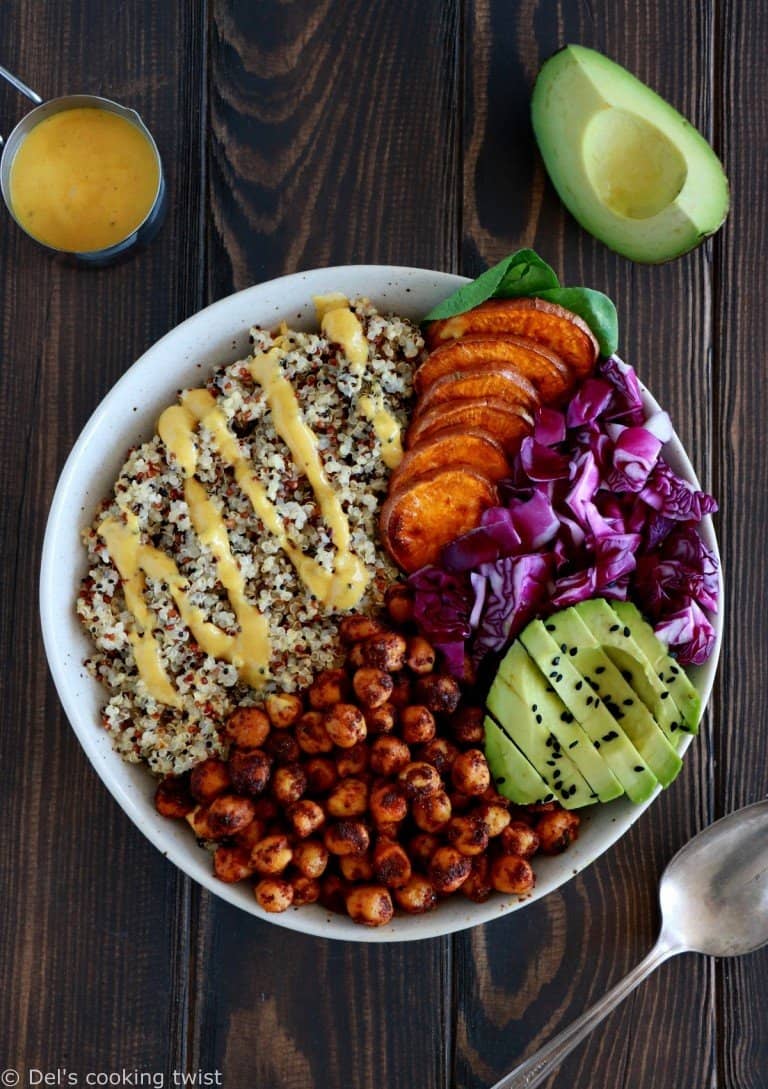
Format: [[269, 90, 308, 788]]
[[77, 299, 423, 775]]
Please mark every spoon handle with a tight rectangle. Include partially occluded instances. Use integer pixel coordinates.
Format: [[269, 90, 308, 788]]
[[489, 938, 680, 1089], [0, 65, 43, 104]]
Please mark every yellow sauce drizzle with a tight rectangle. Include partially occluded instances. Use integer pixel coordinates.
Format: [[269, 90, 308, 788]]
[[158, 403, 198, 476], [357, 393, 404, 469], [182, 384, 368, 610], [320, 303, 369, 375], [313, 293, 351, 320]]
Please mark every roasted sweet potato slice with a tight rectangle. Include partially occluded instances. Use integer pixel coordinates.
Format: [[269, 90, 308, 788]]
[[407, 397, 533, 456], [415, 366, 539, 417], [389, 427, 509, 493], [380, 465, 498, 573], [425, 298, 599, 377], [414, 334, 573, 404]]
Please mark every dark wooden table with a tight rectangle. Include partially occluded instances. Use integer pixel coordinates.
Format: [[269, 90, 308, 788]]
[[2, 2, 766, 1087]]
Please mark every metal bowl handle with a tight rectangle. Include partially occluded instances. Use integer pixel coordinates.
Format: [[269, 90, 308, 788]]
[[0, 64, 43, 145]]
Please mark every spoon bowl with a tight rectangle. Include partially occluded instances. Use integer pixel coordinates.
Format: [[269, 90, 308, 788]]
[[659, 798, 768, 957], [496, 799, 768, 1089]]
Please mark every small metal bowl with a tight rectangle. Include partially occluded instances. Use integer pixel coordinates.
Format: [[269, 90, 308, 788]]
[[0, 93, 166, 267]]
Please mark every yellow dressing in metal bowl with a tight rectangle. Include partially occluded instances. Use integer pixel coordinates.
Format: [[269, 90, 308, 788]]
[[9, 106, 160, 252]]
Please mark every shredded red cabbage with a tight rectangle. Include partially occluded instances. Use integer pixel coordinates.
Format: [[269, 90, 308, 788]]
[[408, 357, 719, 671]]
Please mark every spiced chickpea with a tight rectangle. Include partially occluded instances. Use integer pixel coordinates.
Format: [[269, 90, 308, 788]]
[[308, 668, 349, 709], [304, 756, 338, 795], [406, 636, 436, 675], [214, 844, 254, 883], [429, 846, 472, 894], [340, 852, 374, 882], [250, 834, 293, 875], [271, 763, 307, 806], [290, 875, 321, 906], [388, 673, 413, 711], [319, 874, 350, 914], [190, 757, 231, 803], [292, 839, 329, 879], [446, 815, 489, 857], [287, 799, 325, 839], [500, 821, 540, 859], [490, 854, 535, 895], [409, 833, 441, 870], [448, 705, 485, 746], [326, 777, 369, 819], [411, 790, 452, 834], [324, 820, 370, 857], [265, 692, 304, 729], [474, 802, 511, 838], [536, 810, 580, 855], [369, 781, 408, 825], [372, 840, 412, 889], [263, 731, 301, 765], [234, 818, 267, 851], [335, 741, 369, 778], [363, 631, 407, 672], [155, 776, 195, 819], [416, 737, 459, 776], [186, 805, 218, 840], [206, 794, 257, 839], [228, 749, 272, 796], [346, 642, 366, 670], [295, 712, 334, 755], [369, 736, 411, 776], [373, 819, 404, 840], [451, 749, 491, 796], [352, 667, 394, 708], [384, 583, 414, 625], [394, 875, 437, 914], [339, 615, 387, 643], [224, 706, 270, 749], [362, 703, 395, 736], [398, 761, 442, 800], [324, 704, 367, 748], [399, 706, 436, 745], [461, 855, 493, 903], [255, 877, 294, 913], [415, 674, 461, 715], [346, 885, 394, 927]]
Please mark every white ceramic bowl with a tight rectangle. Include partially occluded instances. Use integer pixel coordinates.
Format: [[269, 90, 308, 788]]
[[40, 265, 722, 942]]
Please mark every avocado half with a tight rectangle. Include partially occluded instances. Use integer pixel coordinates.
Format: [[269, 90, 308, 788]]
[[531, 45, 730, 262]]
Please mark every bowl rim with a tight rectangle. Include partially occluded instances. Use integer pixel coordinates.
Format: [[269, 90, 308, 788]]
[[39, 264, 723, 942]]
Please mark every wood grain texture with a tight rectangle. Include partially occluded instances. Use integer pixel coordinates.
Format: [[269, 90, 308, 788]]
[[191, 4, 460, 1088], [0, 0, 205, 1078], [712, 0, 768, 1085], [454, 3, 718, 1088]]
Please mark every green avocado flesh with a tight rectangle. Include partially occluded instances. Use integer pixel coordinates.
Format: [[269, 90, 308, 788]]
[[493, 642, 620, 803], [483, 600, 702, 808], [531, 45, 729, 262], [544, 609, 683, 787]]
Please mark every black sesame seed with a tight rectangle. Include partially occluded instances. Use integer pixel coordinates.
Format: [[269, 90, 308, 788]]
[[545, 686, 555, 693], [560, 643, 567, 654], [561, 711, 574, 723], [621, 669, 633, 682], [495, 776, 506, 785], [556, 674, 564, 683], [536, 714, 543, 724], [610, 624, 620, 632], [671, 666, 680, 675], [602, 730, 619, 742], [586, 696, 593, 706], [623, 626, 631, 637], [552, 656, 561, 666], [545, 623, 556, 632], [532, 704, 538, 712], [634, 765, 644, 773], [671, 722, 679, 732], [553, 769, 562, 780], [594, 698, 601, 708], [545, 736, 553, 748], [623, 698, 634, 706], [590, 792, 598, 799], [594, 740, 601, 750], [569, 740, 579, 749], [570, 647, 578, 656], [575, 680, 583, 691], [595, 666, 606, 674], [546, 759, 556, 767], [661, 691, 670, 700]]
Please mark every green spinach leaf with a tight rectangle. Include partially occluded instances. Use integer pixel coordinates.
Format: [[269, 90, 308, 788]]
[[537, 287, 618, 357]]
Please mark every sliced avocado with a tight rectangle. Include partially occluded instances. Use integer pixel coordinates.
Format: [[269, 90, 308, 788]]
[[531, 45, 729, 262], [487, 672, 597, 810], [483, 715, 554, 805], [612, 601, 701, 733], [574, 598, 686, 748], [520, 620, 658, 803], [496, 641, 621, 804], [545, 608, 682, 788]]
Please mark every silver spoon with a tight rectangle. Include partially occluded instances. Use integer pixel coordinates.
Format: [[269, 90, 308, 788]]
[[494, 798, 768, 1089]]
